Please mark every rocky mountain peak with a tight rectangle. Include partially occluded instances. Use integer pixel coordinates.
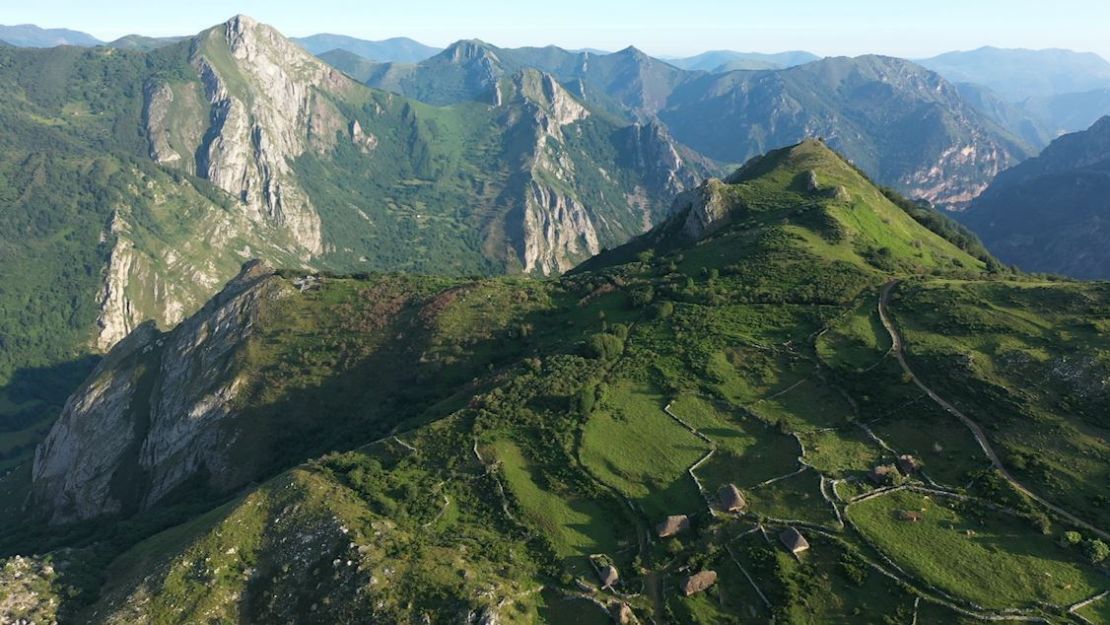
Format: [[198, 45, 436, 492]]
[[442, 39, 500, 63], [504, 70, 590, 127]]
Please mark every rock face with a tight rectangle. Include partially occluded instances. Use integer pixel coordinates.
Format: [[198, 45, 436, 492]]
[[679, 179, 732, 240], [0, 555, 64, 624], [499, 72, 600, 275], [94, 14, 362, 354], [963, 116, 1110, 278], [188, 15, 352, 257], [33, 261, 282, 524], [142, 15, 356, 261], [496, 70, 701, 275]]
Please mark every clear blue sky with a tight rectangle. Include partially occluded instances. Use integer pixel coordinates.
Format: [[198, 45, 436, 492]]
[[6, 0, 1110, 59]]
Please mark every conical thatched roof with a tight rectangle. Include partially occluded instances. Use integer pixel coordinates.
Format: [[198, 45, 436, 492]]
[[780, 527, 810, 554], [656, 514, 690, 538], [718, 483, 746, 512], [681, 570, 718, 596]]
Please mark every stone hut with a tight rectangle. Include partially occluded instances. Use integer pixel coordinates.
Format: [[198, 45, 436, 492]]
[[656, 514, 690, 538], [898, 510, 923, 522], [681, 570, 718, 596], [718, 483, 747, 513], [780, 527, 810, 555]]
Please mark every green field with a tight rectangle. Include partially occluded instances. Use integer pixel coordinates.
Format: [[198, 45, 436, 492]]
[[669, 394, 800, 490], [746, 469, 838, 526], [580, 382, 708, 520], [848, 489, 1106, 609], [754, 377, 856, 431], [816, 292, 891, 371], [798, 427, 884, 477], [491, 439, 625, 572], [869, 400, 989, 487]]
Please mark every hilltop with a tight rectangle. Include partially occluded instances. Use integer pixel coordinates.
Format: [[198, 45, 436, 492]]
[[3, 140, 1106, 624]]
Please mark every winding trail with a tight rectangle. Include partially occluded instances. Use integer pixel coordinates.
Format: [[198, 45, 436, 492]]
[[877, 281, 1108, 541]]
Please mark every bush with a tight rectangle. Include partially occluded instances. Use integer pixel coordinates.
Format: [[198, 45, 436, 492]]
[[1082, 539, 1108, 564], [629, 285, 655, 308], [585, 333, 625, 361], [653, 301, 675, 320]]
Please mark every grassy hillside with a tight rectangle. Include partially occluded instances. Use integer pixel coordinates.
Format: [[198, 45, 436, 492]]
[[3, 140, 1105, 624]]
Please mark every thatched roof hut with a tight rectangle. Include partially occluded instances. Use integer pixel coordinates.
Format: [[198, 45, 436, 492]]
[[868, 463, 900, 486], [897, 454, 921, 474], [681, 570, 718, 596], [718, 484, 747, 513], [656, 514, 690, 538], [780, 527, 810, 555], [598, 564, 619, 588]]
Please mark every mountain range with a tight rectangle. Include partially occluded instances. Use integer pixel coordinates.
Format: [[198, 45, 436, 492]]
[[292, 33, 443, 63], [1, 11, 1109, 620], [8, 19, 1110, 139], [8, 13, 1109, 482], [3, 137, 1108, 625], [963, 115, 1110, 279], [918, 46, 1110, 102], [0, 13, 714, 490], [0, 24, 103, 47], [334, 39, 1032, 208]]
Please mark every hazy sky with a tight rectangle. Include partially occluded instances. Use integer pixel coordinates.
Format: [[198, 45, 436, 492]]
[[5, 0, 1110, 59]]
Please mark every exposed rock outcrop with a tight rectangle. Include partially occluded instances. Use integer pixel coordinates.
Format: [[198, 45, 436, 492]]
[[500, 71, 600, 275], [188, 15, 345, 257], [679, 179, 732, 240], [497, 71, 700, 275], [33, 261, 282, 524]]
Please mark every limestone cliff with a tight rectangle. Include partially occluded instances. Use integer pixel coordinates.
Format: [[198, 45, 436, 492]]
[[496, 71, 701, 275], [678, 179, 731, 240], [95, 14, 357, 353], [33, 261, 283, 524], [143, 15, 357, 259]]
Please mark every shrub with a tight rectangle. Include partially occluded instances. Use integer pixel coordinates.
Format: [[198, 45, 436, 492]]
[[585, 333, 625, 361], [653, 301, 675, 320], [1082, 539, 1108, 564]]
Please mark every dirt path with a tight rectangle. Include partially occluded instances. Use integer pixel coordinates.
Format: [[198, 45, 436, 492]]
[[878, 281, 1108, 540]]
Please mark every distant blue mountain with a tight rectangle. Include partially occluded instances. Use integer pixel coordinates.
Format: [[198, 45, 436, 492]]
[[292, 34, 441, 63], [919, 47, 1110, 102], [0, 24, 102, 47], [665, 50, 820, 72]]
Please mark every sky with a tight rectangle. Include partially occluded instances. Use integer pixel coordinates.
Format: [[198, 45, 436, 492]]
[[4, 0, 1110, 59]]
